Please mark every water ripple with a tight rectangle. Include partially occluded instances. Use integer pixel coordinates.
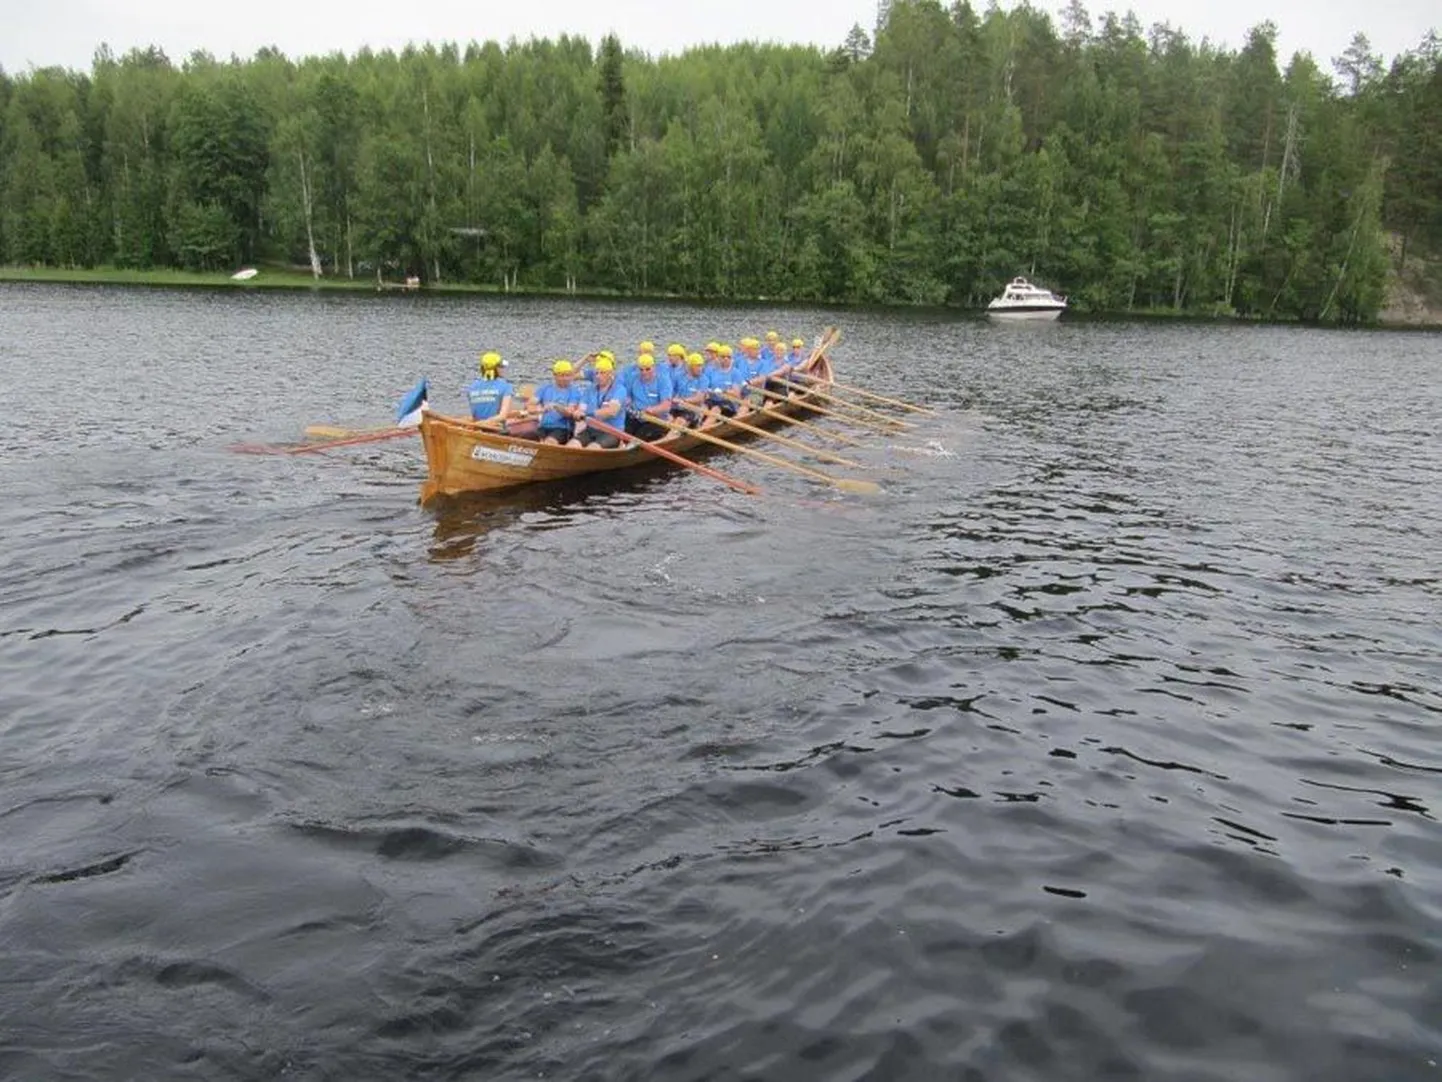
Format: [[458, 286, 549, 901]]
[[1, 289, 1440, 1080]]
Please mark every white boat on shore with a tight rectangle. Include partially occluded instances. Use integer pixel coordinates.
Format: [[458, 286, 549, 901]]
[[987, 277, 1067, 320]]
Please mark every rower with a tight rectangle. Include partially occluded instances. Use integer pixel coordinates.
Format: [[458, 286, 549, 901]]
[[669, 351, 711, 426], [576, 355, 628, 449], [466, 351, 516, 423], [626, 353, 674, 440], [747, 336, 783, 399], [664, 343, 687, 384], [742, 337, 768, 379], [528, 360, 587, 444], [733, 338, 756, 383], [761, 331, 782, 366], [786, 337, 807, 369], [705, 346, 749, 417], [779, 336, 810, 390], [747, 337, 777, 380]]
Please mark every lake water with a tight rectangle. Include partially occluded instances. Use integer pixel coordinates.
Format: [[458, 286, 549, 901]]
[[1, 284, 1439, 1081]]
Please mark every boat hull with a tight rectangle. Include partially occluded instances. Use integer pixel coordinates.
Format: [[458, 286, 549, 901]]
[[418, 354, 834, 503], [986, 306, 1065, 321]]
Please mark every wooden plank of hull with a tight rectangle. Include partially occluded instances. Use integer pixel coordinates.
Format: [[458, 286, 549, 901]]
[[419, 355, 834, 503]]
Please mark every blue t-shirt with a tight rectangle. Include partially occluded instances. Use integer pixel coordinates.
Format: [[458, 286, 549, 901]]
[[706, 364, 746, 395], [584, 379, 629, 433], [627, 368, 674, 411], [466, 377, 513, 421], [749, 350, 777, 378], [535, 383, 585, 428], [672, 368, 710, 399]]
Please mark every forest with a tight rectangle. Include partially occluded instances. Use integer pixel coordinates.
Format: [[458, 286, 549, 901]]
[[1, 0, 1439, 321]]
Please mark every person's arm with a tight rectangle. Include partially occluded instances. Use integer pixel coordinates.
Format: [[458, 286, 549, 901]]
[[598, 386, 627, 424]]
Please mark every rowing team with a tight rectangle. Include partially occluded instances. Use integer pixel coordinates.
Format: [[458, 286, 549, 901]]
[[464, 333, 813, 448]]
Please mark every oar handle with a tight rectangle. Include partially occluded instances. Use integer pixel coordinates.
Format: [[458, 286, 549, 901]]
[[587, 418, 761, 496]]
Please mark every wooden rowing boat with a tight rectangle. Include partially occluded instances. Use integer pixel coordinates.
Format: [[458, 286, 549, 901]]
[[417, 350, 836, 504]]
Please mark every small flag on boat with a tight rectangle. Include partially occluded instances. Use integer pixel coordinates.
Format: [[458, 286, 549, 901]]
[[395, 378, 428, 427]]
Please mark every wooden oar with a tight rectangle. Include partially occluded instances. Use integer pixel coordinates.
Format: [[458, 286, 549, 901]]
[[749, 384, 909, 435], [279, 427, 420, 454], [790, 383, 918, 428], [304, 423, 392, 440], [673, 402, 862, 467], [793, 371, 936, 415], [587, 418, 761, 496], [642, 413, 881, 495], [740, 400, 870, 447], [231, 427, 420, 454]]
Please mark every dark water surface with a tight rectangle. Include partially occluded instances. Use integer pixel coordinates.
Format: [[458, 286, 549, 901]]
[[2, 284, 1439, 1080]]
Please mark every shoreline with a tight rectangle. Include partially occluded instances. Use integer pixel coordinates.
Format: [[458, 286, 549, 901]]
[[3, 265, 1439, 330]]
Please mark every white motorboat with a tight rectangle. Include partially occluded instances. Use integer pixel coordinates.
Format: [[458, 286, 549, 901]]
[[986, 277, 1067, 320]]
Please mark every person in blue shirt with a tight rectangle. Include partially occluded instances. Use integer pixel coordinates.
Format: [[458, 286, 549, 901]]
[[465, 351, 516, 423], [760, 331, 782, 367], [663, 343, 687, 386], [704, 347, 750, 418], [626, 354, 674, 440], [527, 360, 588, 444], [669, 351, 712, 427], [786, 337, 808, 369], [575, 356, 629, 449], [619, 341, 654, 391], [749, 333, 788, 398], [731, 339, 755, 383], [748, 338, 778, 380], [741, 337, 771, 381], [781, 336, 812, 390]]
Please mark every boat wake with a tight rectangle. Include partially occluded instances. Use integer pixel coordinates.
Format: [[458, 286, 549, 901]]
[[888, 439, 956, 458]]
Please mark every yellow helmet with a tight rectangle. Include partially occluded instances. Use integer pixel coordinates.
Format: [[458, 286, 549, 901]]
[[686, 351, 705, 368], [719, 344, 734, 357], [637, 354, 656, 369], [598, 349, 615, 363], [792, 337, 805, 348], [593, 356, 615, 374], [666, 343, 685, 357], [552, 360, 574, 375], [479, 351, 504, 372], [639, 340, 656, 354], [765, 331, 780, 342], [705, 341, 720, 353]]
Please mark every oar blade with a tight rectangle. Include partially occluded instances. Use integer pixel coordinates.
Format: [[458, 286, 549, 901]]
[[836, 478, 883, 496]]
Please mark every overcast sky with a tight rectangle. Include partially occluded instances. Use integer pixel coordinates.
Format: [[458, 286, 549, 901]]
[[2, 0, 1436, 77]]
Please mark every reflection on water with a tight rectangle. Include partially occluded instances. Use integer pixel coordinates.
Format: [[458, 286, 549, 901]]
[[1, 284, 1440, 1081]]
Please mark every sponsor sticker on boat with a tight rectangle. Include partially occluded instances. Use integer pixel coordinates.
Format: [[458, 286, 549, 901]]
[[470, 444, 536, 467]]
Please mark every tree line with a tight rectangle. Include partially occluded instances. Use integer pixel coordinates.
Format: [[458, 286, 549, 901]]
[[1, 1, 1439, 321]]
